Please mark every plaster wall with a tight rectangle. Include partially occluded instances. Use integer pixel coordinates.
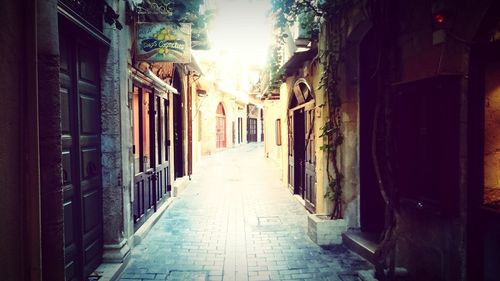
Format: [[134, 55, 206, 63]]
[[263, 100, 282, 165]]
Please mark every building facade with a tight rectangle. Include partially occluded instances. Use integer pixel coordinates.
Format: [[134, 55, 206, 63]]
[[262, 0, 500, 280], [0, 0, 207, 280]]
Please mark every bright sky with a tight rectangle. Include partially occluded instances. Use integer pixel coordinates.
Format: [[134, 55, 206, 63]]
[[195, 0, 273, 92]]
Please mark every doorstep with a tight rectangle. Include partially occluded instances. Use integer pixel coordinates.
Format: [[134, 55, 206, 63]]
[[172, 176, 190, 197], [342, 230, 380, 264]]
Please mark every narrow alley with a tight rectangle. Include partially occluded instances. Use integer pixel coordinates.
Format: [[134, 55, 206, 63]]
[[118, 143, 371, 281]]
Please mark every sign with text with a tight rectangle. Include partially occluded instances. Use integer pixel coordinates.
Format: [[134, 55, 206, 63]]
[[136, 23, 191, 63]]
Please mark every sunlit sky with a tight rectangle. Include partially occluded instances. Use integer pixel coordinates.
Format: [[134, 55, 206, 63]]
[[194, 0, 273, 93]]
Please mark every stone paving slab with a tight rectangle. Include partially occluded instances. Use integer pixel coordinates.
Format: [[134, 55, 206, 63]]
[[118, 143, 372, 281]]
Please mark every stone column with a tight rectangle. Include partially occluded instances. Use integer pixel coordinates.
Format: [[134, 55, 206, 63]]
[[100, 0, 130, 262]]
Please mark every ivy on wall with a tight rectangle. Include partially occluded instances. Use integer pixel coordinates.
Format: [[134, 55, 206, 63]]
[[270, 0, 355, 219]]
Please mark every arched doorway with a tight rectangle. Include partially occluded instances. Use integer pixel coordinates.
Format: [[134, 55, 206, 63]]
[[288, 78, 316, 212], [216, 103, 226, 149]]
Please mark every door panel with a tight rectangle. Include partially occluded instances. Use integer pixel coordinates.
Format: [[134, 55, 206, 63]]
[[132, 87, 171, 230], [173, 93, 184, 178], [216, 116, 226, 148], [247, 118, 258, 142], [77, 40, 102, 279], [288, 113, 295, 193], [155, 96, 170, 203], [304, 104, 316, 212], [60, 32, 102, 281], [293, 109, 305, 197], [132, 88, 156, 229]]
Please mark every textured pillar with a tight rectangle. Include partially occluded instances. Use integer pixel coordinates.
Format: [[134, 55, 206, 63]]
[[101, 0, 130, 262]]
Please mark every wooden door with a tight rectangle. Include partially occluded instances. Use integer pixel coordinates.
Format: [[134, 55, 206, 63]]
[[287, 112, 295, 193], [293, 109, 305, 197], [216, 103, 226, 148], [155, 97, 170, 203], [304, 103, 316, 212], [60, 33, 102, 280], [359, 28, 384, 233], [173, 92, 184, 178], [247, 118, 258, 142], [132, 87, 156, 230], [238, 117, 243, 143]]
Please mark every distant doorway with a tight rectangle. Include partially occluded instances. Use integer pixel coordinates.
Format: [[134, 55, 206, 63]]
[[216, 103, 226, 149], [247, 118, 258, 142], [238, 117, 243, 144]]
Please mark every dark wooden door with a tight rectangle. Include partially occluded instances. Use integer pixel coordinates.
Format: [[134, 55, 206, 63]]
[[132, 87, 156, 230], [132, 87, 171, 230], [238, 117, 243, 144], [60, 32, 102, 280], [173, 93, 184, 178], [288, 112, 295, 193], [304, 103, 316, 212], [248, 118, 258, 142], [293, 109, 305, 197], [133, 168, 155, 230], [359, 29, 384, 233], [155, 97, 170, 203]]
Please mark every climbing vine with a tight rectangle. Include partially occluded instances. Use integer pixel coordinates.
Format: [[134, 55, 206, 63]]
[[271, 0, 355, 219]]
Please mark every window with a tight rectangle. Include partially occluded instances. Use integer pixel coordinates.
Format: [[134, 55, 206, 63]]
[[275, 119, 282, 146]]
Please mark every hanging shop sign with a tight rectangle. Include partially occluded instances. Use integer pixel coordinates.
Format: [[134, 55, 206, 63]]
[[136, 23, 191, 63]]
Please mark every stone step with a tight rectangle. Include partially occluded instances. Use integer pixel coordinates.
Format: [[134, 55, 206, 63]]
[[342, 231, 379, 264]]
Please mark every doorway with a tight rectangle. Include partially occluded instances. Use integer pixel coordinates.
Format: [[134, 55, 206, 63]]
[[287, 78, 316, 213], [173, 70, 184, 178], [247, 117, 258, 142], [131, 85, 171, 231], [216, 103, 226, 148], [359, 28, 385, 234], [59, 24, 103, 280]]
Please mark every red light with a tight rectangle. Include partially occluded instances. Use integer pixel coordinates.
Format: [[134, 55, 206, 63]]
[[434, 13, 445, 24]]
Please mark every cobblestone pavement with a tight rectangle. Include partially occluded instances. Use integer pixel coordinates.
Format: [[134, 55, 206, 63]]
[[119, 143, 372, 281]]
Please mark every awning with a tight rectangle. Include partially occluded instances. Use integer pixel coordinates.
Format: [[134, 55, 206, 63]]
[[145, 68, 179, 94], [279, 48, 317, 78]]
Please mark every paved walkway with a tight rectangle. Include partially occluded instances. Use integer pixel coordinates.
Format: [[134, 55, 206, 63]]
[[118, 143, 371, 281]]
